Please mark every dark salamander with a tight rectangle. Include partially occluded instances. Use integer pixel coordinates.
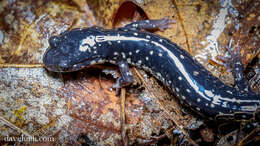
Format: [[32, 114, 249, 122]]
[[43, 17, 260, 119]]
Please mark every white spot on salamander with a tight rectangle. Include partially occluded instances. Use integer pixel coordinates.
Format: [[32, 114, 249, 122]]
[[79, 36, 96, 52], [114, 52, 118, 56], [127, 58, 131, 63], [181, 95, 186, 100], [180, 54, 185, 59], [226, 90, 233, 94], [121, 52, 126, 59], [178, 76, 182, 80], [145, 57, 149, 61], [120, 63, 125, 68], [222, 102, 227, 108], [109, 60, 116, 64], [193, 71, 199, 76], [134, 33, 138, 36], [97, 59, 104, 63], [146, 35, 151, 39], [205, 90, 214, 97], [158, 53, 163, 57], [81, 36, 96, 47], [90, 60, 96, 65], [79, 45, 91, 52], [150, 51, 153, 55]]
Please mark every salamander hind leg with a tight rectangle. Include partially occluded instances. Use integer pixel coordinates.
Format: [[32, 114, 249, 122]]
[[219, 45, 251, 92], [229, 46, 253, 92], [122, 16, 176, 31], [113, 61, 134, 91]]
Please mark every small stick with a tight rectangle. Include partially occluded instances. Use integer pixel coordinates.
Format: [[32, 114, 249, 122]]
[[0, 116, 32, 137], [120, 88, 128, 146], [0, 64, 44, 68]]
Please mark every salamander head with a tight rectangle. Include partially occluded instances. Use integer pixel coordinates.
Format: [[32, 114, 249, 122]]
[[43, 28, 104, 72]]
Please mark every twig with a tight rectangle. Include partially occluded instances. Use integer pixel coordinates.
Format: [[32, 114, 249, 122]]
[[0, 64, 43, 68], [0, 116, 32, 137], [120, 88, 128, 146]]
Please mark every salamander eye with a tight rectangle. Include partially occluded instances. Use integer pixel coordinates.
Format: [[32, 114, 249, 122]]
[[49, 36, 59, 47]]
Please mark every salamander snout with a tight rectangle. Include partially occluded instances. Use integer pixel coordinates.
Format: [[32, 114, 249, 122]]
[[43, 47, 74, 72]]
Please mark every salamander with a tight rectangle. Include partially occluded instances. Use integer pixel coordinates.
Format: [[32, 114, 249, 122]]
[[43, 17, 260, 119]]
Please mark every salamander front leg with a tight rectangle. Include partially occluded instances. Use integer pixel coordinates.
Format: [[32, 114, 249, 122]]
[[122, 16, 175, 31], [113, 61, 134, 92]]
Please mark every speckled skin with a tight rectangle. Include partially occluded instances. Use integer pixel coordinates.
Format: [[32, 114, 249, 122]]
[[43, 18, 260, 118]]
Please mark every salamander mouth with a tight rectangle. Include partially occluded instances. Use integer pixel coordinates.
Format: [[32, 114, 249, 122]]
[[62, 58, 96, 72], [43, 47, 99, 72], [44, 58, 95, 73]]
